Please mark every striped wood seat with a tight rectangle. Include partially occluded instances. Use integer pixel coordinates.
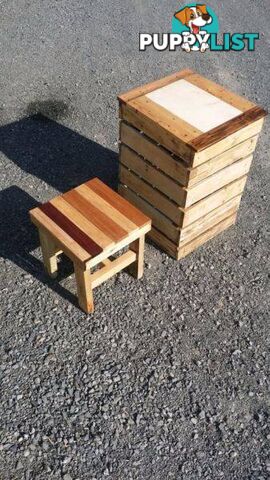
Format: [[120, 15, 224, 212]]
[[30, 178, 151, 313]]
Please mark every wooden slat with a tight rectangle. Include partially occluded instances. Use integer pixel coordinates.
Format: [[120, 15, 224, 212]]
[[120, 122, 189, 185], [192, 118, 264, 167], [119, 184, 179, 243], [51, 196, 114, 250], [77, 183, 138, 233], [120, 102, 194, 164], [86, 177, 150, 228], [130, 96, 201, 143], [183, 176, 247, 227], [191, 107, 267, 152], [118, 69, 194, 104], [63, 189, 128, 243], [91, 251, 136, 289], [119, 165, 183, 224], [86, 223, 151, 269], [39, 202, 103, 257], [178, 214, 237, 259], [148, 227, 178, 258], [179, 196, 241, 246], [120, 144, 187, 206], [187, 73, 255, 112], [185, 155, 252, 207], [30, 208, 90, 265], [189, 136, 258, 186]]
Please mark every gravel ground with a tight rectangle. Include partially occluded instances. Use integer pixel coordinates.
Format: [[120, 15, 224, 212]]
[[0, 1, 269, 479]]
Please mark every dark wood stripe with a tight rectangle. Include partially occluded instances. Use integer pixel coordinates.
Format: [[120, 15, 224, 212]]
[[86, 178, 150, 228], [39, 202, 103, 257], [190, 106, 267, 152], [63, 190, 128, 242]]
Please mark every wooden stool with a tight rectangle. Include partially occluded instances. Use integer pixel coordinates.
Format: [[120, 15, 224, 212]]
[[30, 178, 151, 313]]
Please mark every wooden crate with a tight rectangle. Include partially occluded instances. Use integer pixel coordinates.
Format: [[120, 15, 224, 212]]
[[118, 69, 267, 259]]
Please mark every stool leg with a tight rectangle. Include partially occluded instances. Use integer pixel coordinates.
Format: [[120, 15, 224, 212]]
[[74, 264, 94, 314], [129, 235, 145, 280], [39, 229, 58, 278]]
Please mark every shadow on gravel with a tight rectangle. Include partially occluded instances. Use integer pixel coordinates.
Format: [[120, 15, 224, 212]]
[[0, 114, 118, 191], [0, 186, 81, 307], [0, 115, 118, 306]]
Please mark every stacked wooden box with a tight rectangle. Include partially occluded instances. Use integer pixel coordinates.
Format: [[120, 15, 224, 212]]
[[118, 69, 267, 260]]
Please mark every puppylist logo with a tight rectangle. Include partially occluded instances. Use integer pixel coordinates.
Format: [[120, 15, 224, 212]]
[[140, 3, 259, 53]]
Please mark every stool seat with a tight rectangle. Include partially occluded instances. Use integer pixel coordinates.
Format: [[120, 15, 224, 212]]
[[30, 178, 151, 313]]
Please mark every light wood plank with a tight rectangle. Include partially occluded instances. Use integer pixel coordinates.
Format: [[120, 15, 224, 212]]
[[120, 102, 194, 164], [185, 155, 253, 207], [39, 229, 58, 278], [120, 122, 189, 185], [118, 69, 194, 104], [146, 79, 241, 133], [51, 197, 114, 250], [86, 177, 150, 228], [85, 223, 151, 269], [91, 251, 136, 289], [183, 176, 247, 227], [119, 185, 179, 243], [120, 144, 187, 206], [30, 208, 90, 265], [74, 263, 94, 314], [130, 96, 201, 142], [179, 196, 241, 246], [119, 165, 183, 225], [129, 236, 145, 280], [189, 136, 258, 186], [148, 227, 178, 259], [178, 214, 237, 259], [76, 184, 139, 233], [192, 119, 264, 166], [187, 73, 255, 112]]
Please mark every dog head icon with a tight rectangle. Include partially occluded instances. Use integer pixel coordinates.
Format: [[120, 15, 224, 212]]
[[175, 4, 212, 35]]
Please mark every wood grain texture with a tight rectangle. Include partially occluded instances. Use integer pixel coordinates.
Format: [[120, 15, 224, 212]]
[[178, 214, 237, 259], [146, 79, 241, 133], [120, 122, 189, 185], [185, 155, 252, 207], [86, 177, 150, 228], [118, 69, 194, 104], [74, 263, 94, 314], [30, 208, 90, 265], [179, 196, 241, 246], [186, 73, 256, 112], [51, 196, 114, 250], [91, 251, 136, 289], [119, 165, 183, 225], [148, 227, 179, 259], [77, 184, 138, 233], [39, 202, 103, 258], [120, 144, 187, 206], [86, 223, 151, 269], [192, 118, 264, 166], [63, 189, 128, 242], [119, 184, 179, 243], [183, 176, 247, 227], [188, 136, 258, 186], [120, 102, 194, 164], [130, 96, 201, 142], [129, 236, 145, 280], [191, 106, 267, 152], [39, 229, 59, 278]]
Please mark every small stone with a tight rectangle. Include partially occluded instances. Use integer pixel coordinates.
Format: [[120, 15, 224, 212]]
[[191, 418, 198, 425], [63, 475, 73, 480]]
